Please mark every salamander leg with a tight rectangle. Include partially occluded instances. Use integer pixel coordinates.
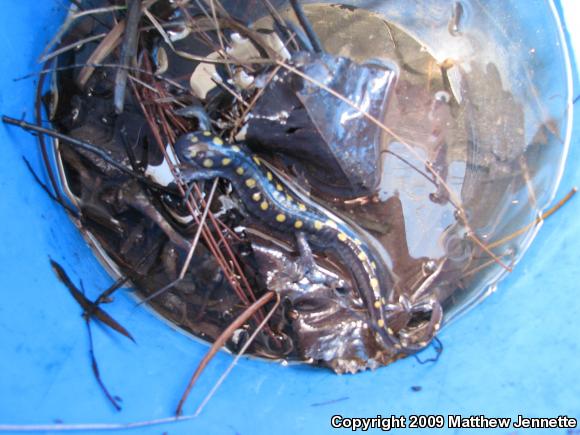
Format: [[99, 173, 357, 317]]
[[176, 170, 221, 208], [174, 105, 212, 131], [179, 169, 221, 184], [389, 297, 443, 352], [296, 231, 315, 272], [295, 232, 340, 288]]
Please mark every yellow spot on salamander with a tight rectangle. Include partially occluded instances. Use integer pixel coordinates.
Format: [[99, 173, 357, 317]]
[[266, 172, 273, 181], [188, 147, 197, 158], [202, 158, 213, 168], [370, 278, 379, 291], [251, 192, 261, 202], [285, 194, 293, 202], [338, 232, 348, 242], [294, 220, 303, 229], [275, 213, 286, 223], [260, 201, 269, 211], [354, 239, 362, 246], [236, 167, 245, 175], [298, 203, 306, 211], [231, 145, 241, 152], [222, 158, 231, 166], [203, 131, 212, 136], [245, 178, 257, 188], [213, 136, 223, 145], [275, 183, 283, 191], [252, 156, 261, 166], [189, 135, 199, 143], [358, 251, 367, 261], [377, 319, 385, 328], [371, 261, 377, 270], [326, 219, 338, 229], [374, 300, 381, 309], [314, 220, 323, 230]]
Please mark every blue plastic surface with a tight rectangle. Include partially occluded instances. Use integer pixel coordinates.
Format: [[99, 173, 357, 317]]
[[0, 2, 578, 434]]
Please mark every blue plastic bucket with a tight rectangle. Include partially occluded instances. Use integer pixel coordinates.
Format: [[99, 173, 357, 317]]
[[0, 2, 578, 434]]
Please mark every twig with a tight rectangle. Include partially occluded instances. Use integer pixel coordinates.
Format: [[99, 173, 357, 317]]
[[180, 179, 220, 280], [78, 20, 126, 88], [17, 59, 271, 84], [461, 254, 512, 279], [2, 116, 175, 195], [137, 178, 220, 305], [134, 78, 252, 307], [22, 157, 79, 217], [128, 73, 160, 93], [193, 293, 281, 417], [175, 291, 275, 416], [38, 4, 124, 62], [68, 5, 126, 20], [231, 65, 281, 137], [261, 0, 299, 51], [49, 260, 134, 411], [49, 259, 135, 342], [34, 59, 64, 205], [211, 77, 251, 109], [384, 150, 435, 187], [458, 187, 576, 279], [86, 318, 122, 411], [0, 416, 193, 432], [207, 0, 234, 80], [40, 32, 108, 63], [486, 187, 577, 250], [289, 0, 323, 52], [94, 276, 131, 306], [131, 73, 259, 309], [114, 0, 142, 113]]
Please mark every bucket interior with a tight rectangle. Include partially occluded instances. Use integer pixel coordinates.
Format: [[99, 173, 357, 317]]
[[0, 1, 579, 433]]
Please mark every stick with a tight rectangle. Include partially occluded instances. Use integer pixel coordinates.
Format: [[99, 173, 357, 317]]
[[114, 0, 142, 113], [289, 0, 323, 52], [78, 21, 126, 88], [86, 318, 122, 411], [193, 293, 281, 416], [22, 157, 79, 217], [486, 187, 577, 250], [175, 291, 275, 416], [2, 116, 174, 195], [50, 259, 135, 342]]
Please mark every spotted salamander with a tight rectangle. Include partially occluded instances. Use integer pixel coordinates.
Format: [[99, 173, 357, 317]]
[[174, 131, 442, 351]]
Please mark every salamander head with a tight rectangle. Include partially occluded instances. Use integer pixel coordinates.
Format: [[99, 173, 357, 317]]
[[175, 131, 231, 170]]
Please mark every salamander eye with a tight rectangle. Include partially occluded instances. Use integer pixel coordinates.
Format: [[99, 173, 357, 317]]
[[175, 133, 211, 162], [178, 142, 210, 162], [183, 147, 207, 164]]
